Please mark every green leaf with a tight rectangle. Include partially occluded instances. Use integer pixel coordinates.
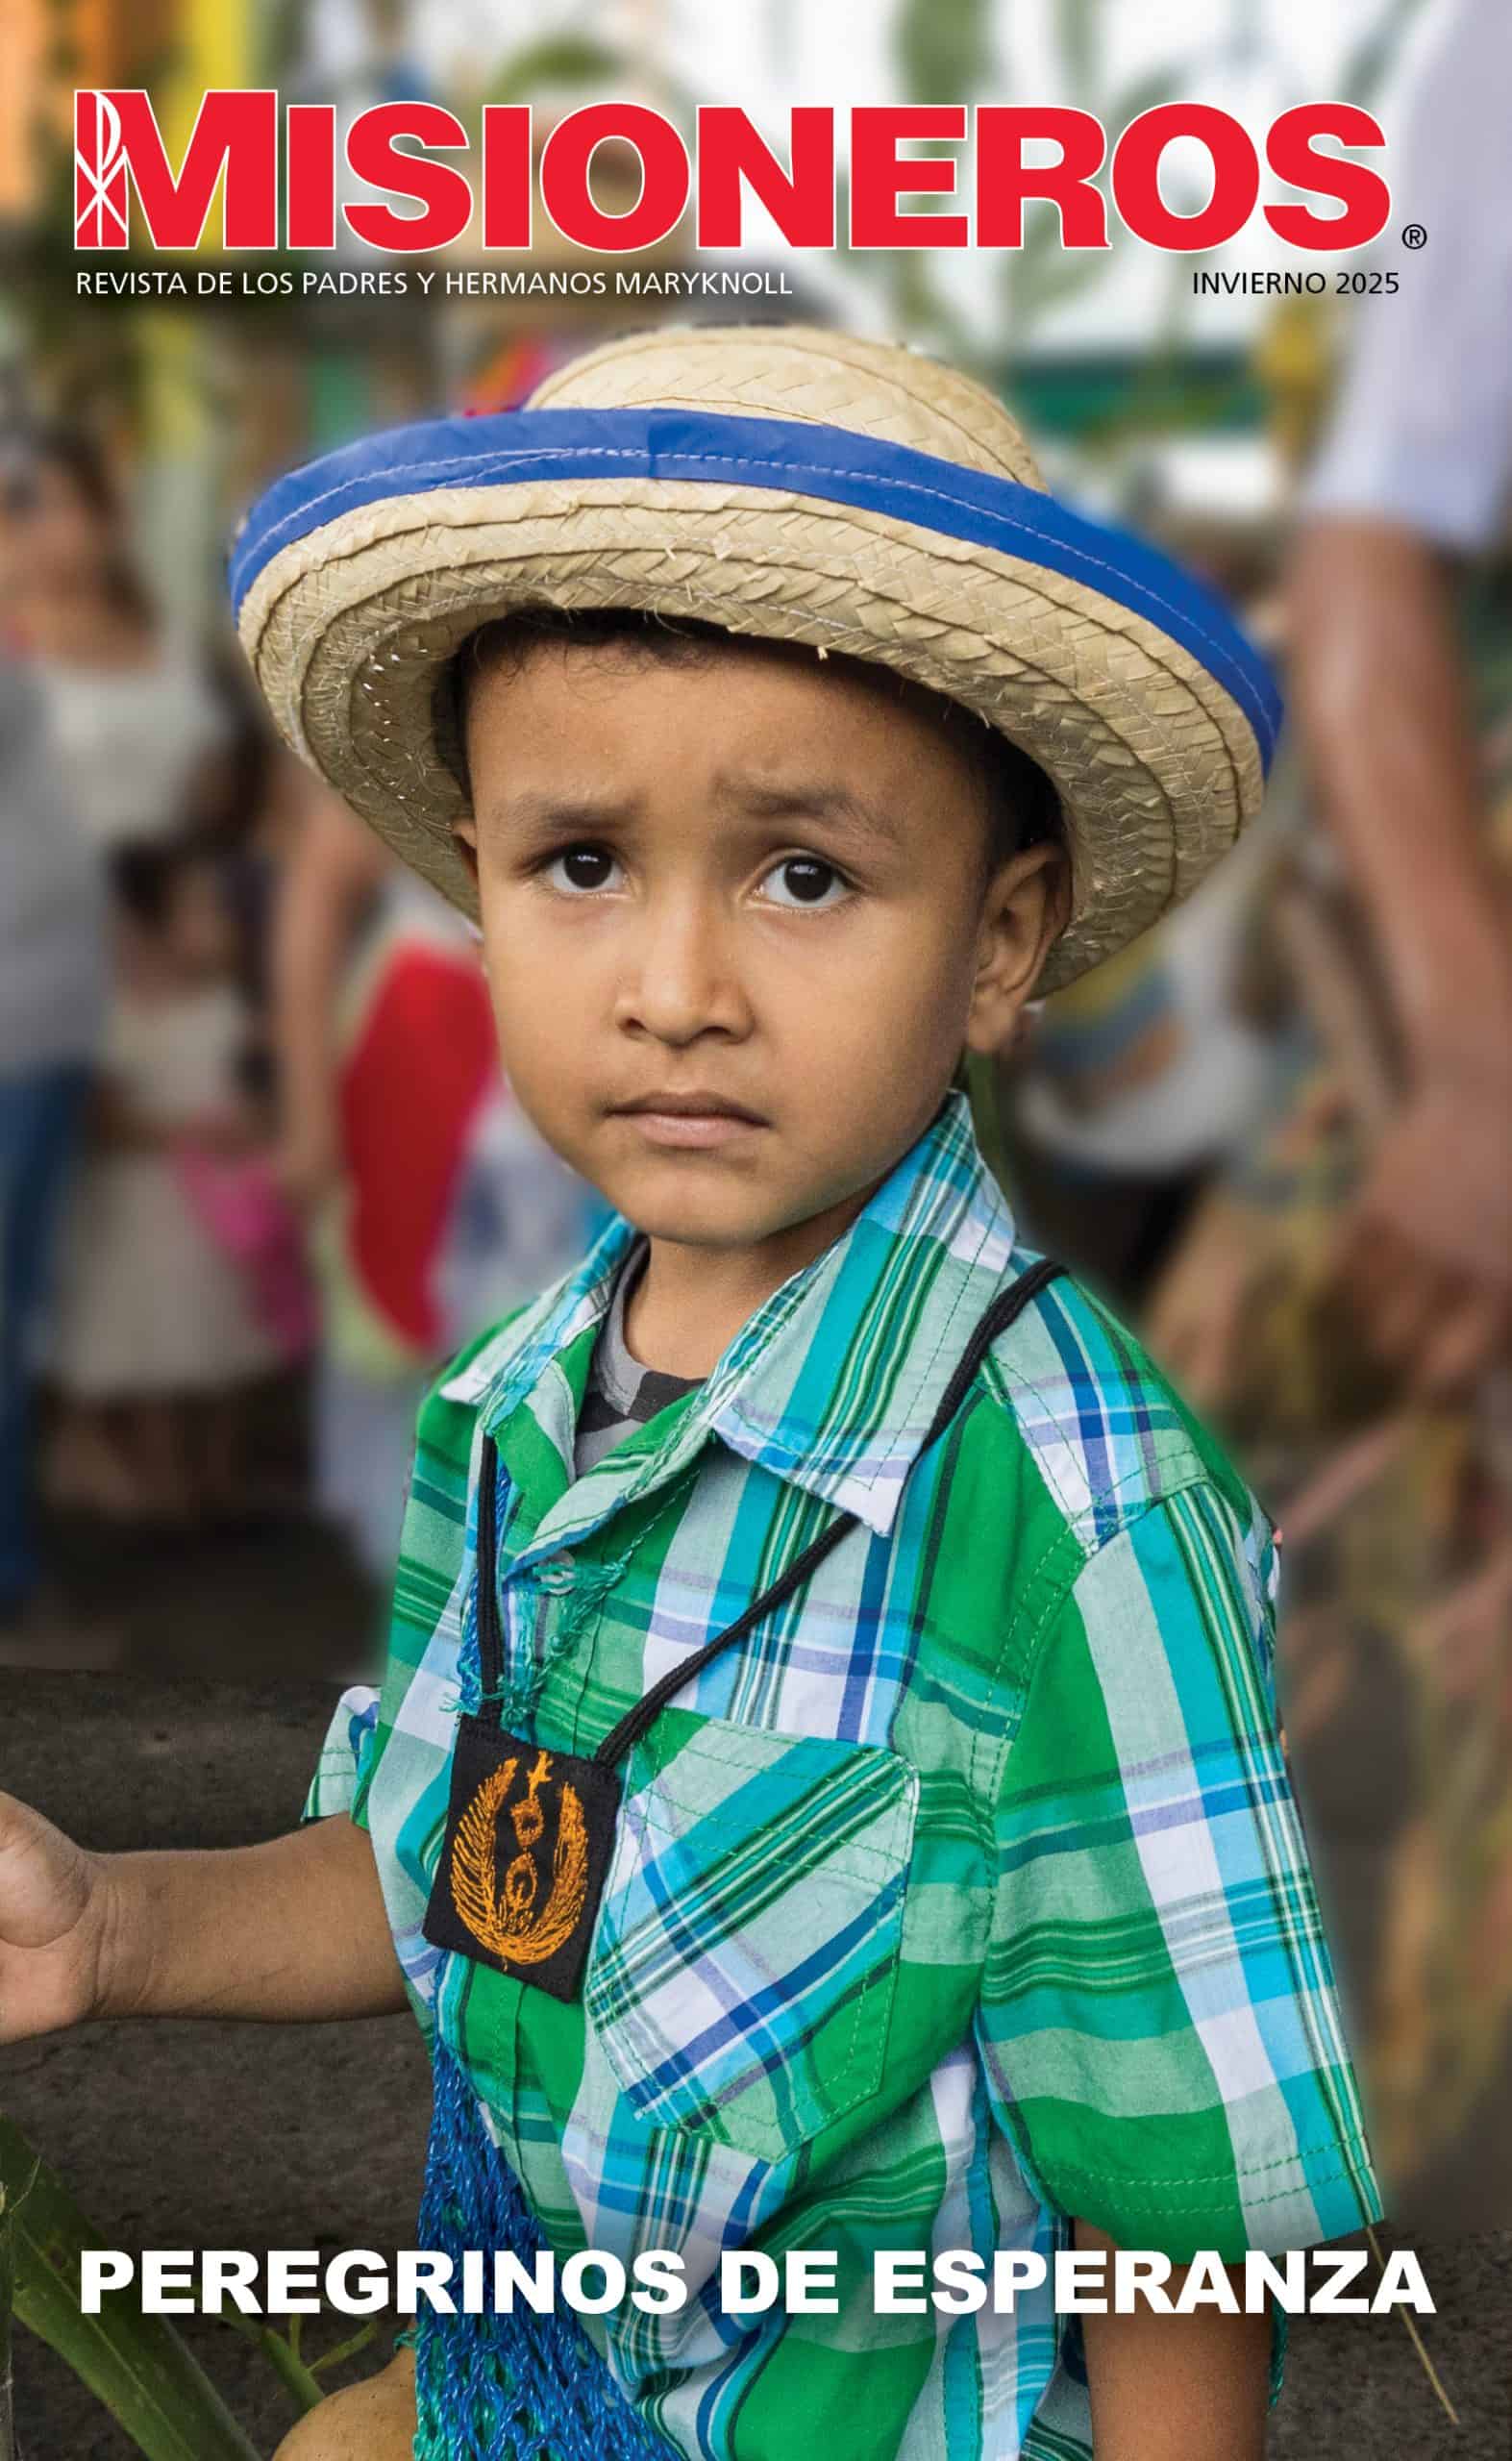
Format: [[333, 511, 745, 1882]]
[[1340, 0, 1430, 109], [894, 0, 996, 105], [1011, 245, 1120, 325], [309, 2320, 380, 2379], [1052, 0, 1099, 100], [1102, 64, 1194, 134], [0, 2117, 261, 2461], [483, 37, 628, 109], [995, 60, 1185, 340]]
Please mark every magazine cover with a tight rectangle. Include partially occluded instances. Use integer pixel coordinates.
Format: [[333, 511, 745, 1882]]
[[2, 5, 1508, 2455]]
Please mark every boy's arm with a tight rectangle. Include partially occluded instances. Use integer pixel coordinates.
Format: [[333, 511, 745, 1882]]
[[973, 1475, 1377, 2439], [1073, 2220, 1269, 2461], [0, 1790, 406, 2043]]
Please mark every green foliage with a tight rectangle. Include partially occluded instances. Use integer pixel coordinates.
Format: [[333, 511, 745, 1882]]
[[1341, 0, 1431, 109], [998, 62, 1177, 341], [0, 2116, 260, 2461], [484, 37, 629, 110], [873, 0, 1427, 410], [1053, 0, 1097, 99], [0, 2118, 376, 2460], [258, 0, 310, 86], [893, 0, 996, 107], [874, 0, 1181, 377]]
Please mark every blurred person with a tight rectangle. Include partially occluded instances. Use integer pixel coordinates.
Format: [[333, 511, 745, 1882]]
[[5, 423, 233, 855], [993, 826, 1277, 1312], [272, 781, 593, 1587], [1149, 0, 1512, 2219], [1291, 6, 1512, 1400], [5, 419, 282, 1524], [0, 445, 108, 1628], [48, 840, 293, 1524], [992, 521, 1281, 1316]]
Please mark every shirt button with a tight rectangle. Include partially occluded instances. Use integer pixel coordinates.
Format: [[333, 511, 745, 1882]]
[[535, 1555, 576, 1592]]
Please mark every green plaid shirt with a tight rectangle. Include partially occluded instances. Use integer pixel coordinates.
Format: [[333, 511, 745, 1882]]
[[307, 1090, 1379, 2460]]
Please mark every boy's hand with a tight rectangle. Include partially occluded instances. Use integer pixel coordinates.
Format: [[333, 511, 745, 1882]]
[[2, 1805, 405, 2035], [0, 1792, 114, 2043]]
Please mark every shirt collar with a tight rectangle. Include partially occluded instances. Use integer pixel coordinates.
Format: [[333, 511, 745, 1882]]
[[441, 1088, 1017, 1543]]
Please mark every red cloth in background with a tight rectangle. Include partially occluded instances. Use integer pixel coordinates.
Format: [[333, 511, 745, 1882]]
[[338, 942, 498, 1354]]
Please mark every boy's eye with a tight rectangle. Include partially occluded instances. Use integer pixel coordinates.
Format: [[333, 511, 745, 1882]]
[[757, 856, 851, 911], [546, 844, 621, 894]]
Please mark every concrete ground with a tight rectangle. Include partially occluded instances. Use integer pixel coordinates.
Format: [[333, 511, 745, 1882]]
[[1, 1517, 1507, 2458]]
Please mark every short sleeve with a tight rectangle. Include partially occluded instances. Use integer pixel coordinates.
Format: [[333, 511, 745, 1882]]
[[301, 1686, 381, 1827], [1302, 0, 1512, 549], [298, 1305, 531, 1838], [975, 1481, 1381, 2262]]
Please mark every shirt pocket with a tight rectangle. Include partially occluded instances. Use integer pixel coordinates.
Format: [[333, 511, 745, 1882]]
[[583, 1717, 919, 2166]]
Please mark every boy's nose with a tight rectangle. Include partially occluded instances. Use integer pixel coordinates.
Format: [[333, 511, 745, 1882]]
[[613, 894, 750, 1047]]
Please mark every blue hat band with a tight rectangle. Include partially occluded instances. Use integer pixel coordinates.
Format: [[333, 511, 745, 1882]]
[[231, 406, 1280, 769]]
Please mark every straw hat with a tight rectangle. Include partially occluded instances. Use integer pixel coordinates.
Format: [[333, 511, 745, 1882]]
[[231, 325, 1279, 992]]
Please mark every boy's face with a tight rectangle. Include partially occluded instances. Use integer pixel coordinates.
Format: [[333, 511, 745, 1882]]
[[458, 635, 1062, 1258]]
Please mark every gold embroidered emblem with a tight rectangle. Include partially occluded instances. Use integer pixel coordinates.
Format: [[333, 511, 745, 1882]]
[[448, 1747, 591, 1967]]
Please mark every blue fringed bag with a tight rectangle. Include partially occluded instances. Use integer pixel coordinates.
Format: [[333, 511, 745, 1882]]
[[414, 2036, 676, 2460]]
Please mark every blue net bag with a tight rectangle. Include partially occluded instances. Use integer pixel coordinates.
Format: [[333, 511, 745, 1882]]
[[413, 2036, 677, 2460]]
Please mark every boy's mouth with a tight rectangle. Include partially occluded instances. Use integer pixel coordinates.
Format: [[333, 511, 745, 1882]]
[[608, 1090, 769, 1151]]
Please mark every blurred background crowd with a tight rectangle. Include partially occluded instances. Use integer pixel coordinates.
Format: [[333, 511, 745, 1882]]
[[1, 0, 1508, 2241]]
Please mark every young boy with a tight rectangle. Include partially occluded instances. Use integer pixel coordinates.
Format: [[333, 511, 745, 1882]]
[[0, 328, 1379, 2460]]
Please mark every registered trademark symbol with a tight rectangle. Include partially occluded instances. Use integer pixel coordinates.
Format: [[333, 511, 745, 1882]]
[[1402, 224, 1427, 248]]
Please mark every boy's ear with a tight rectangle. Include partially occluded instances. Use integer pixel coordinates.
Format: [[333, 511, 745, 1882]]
[[964, 843, 1071, 1055], [452, 815, 480, 884]]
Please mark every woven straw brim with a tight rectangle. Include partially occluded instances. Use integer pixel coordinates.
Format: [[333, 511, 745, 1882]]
[[237, 468, 1266, 994]]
